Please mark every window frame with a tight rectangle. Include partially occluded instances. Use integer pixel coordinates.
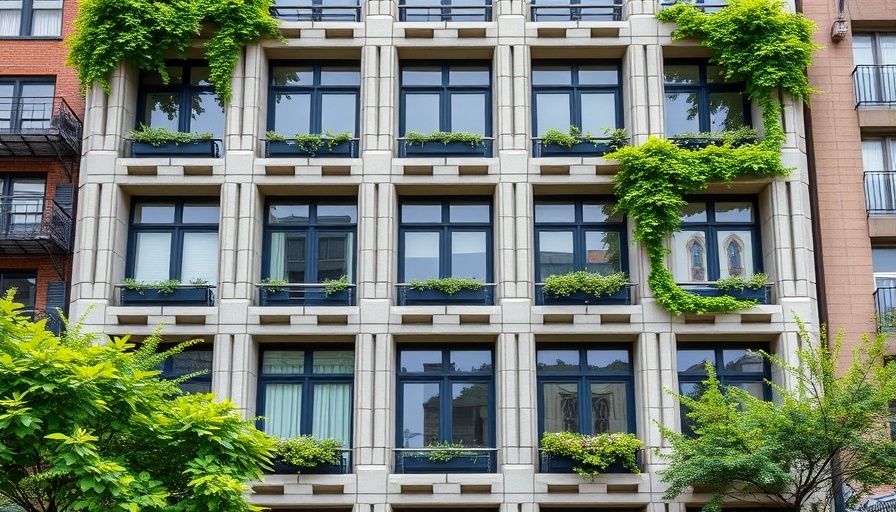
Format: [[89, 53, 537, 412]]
[[397, 198, 494, 283], [267, 62, 362, 137], [853, 33, 896, 66], [536, 344, 636, 437], [0, 173, 47, 236], [663, 59, 751, 136], [533, 197, 628, 282], [125, 198, 220, 283], [676, 196, 762, 283], [530, 61, 624, 137], [135, 60, 223, 135], [398, 62, 493, 137], [395, 345, 496, 448], [157, 344, 214, 394], [256, 344, 355, 443], [398, 0, 493, 22], [0, 0, 62, 37], [0, 271, 36, 312], [261, 198, 358, 283], [0, 77, 56, 131]]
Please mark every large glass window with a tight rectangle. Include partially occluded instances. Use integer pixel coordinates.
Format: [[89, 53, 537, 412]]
[[400, 63, 491, 137], [0, 77, 55, 132], [853, 33, 896, 106], [127, 199, 220, 284], [258, 347, 354, 444], [863, 136, 896, 213], [158, 345, 213, 394], [670, 199, 760, 283], [399, 0, 492, 21], [530, 0, 623, 21], [399, 199, 492, 283], [268, 64, 360, 137], [264, 200, 357, 283], [137, 62, 224, 139], [0, 271, 36, 311], [537, 345, 634, 436], [397, 347, 494, 448], [532, 62, 622, 138], [663, 61, 750, 137], [0, 0, 61, 36], [534, 199, 626, 281], [0, 175, 45, 236]]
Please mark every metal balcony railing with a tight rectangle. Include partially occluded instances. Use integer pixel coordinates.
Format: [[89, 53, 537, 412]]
[[394, 448, 497, 474], [398, 2, 493, 21], [256, 283, 357, 306], [530, 0, 623, 21], [396, 283, 496, 306], [539, 448, 642, 473], [0, 96, 82, 157], [864, 171, 896, 214], [658, 0, 726, 12], [269, 2, 361, 21], [853, 65, 896, 107], [397, 137, 494, 158], [0, 197, 72, 254], [875, 287, 896, 333]]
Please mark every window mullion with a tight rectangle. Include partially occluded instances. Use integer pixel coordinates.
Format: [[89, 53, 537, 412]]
[[20, 0, 33, 36], [312, 87, 323, 134], [307, 227, 319, 283]]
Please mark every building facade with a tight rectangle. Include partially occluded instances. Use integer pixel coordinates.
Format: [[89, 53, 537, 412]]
[[69, 0, 818, 510], [0, 0, 81, 332]]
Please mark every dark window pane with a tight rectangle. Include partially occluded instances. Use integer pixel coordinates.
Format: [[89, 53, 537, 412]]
[[590, 382, 628, 434], [708, 92, 746, 133], [318, 205, 357, 224], [190, 92, 224, 138], [273, 93, 311, 135], [400, 350, 443, 372], [170, 349, 213, 374], [452, 382, 490, 446], [537, 349, 579, 371], [678, 349, 714, 372], [665, 91, 701, 136], [142, 66, 184, 85], [664, 65, 700, 84], [182, 205, 219, 224], [190, 67, 213, 86], [587, 349, 630, 372], [284, 233, 307, 282], [715, 202, 753, 223], [681, 203, 707, 223], [317, 232, 353, 281], [403, 68, 442, 86], [585, 231, 622, 274], [449, 204, 489, 223], [542, 382, 580, 432], [272, 67, 313, 86], [144, 93, 181, 132], [538, 231, 574, 279], [269, 204, 310, 225], [402, 204, 442, 223], [706, 65, 726, 83], [723, 349, 764, 372], [402, 383, 441, 447], [451, 350, 492, 372], [535, 204, 575, 223]]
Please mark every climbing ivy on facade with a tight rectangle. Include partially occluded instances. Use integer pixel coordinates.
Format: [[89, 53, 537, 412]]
[[67, 0, 283, 102], [607, 0, 820, 314]]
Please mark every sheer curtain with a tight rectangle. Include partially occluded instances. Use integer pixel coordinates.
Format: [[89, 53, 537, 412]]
[[31, 0, 61, 36], [269, 233, 286, 280], [264, 383, 302, 438], [181, 232, 219, 284], [313, 383, 350, 445], [0, 1, 21, 36]]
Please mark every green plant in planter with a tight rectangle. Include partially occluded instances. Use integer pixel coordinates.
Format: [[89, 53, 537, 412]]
[[405, 131, 483, 148], [265, 131, 288, 143], [542, 271, 628, 298], [714, 272, 768, 292], [188, 278, 209, 286], [672, 126, 759, 147], [122, 278, 181, 295], [273, 436, 342, 468], [408, 277, 484, 295], [127, 125, 214, 146], [260, 277, 288, 293], [541, 126, 628, 150], [423, 441, 478, 462], [322, 275, 350, 296], [541, 431, 642, 479]]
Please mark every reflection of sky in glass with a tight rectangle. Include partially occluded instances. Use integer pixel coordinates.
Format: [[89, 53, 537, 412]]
[[450, 94, 485, 134], [580, 93, 617, 133], [449, 204, 489, 223], [405, 94, 440, 133], [401, 350, 442, 372], [273, 94, 311, 135], [535, 93, 570, 135], [664, 92, 700, 136], [321, 94, 357, 134], [450, 350, 492, 372], [402, 383, 439, 447], [537, 349, 579, 370], [404, 232, 440, 280], [451, 231, 486, 279], [677, 349, 714, 372], [715, 202, 753, 222]]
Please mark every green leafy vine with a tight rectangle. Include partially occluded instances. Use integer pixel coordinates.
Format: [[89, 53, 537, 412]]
[[606, 0, 820, 315]]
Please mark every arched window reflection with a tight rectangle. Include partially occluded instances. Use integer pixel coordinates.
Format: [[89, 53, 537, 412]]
[[687, 238, 706, 281], [725, 237, 744, 277]]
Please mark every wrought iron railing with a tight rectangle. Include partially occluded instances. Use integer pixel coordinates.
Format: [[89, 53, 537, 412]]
[[397, 137, 494, 158], [864, 171, 896, 214], [394, 448, 497, 474], [396, 283, 496, 305], [268, 449, 353, 474], [398, 2, 493, 21], [116, 284, 216, 307], [658, 0, 726, 12], [539, 448, 642, 473], [853, 65, 896, 107], [535, 283, 636, 305], [256, 283, 357, 306], [0, 96, 82, 152], [875, 287, 896, 333], [530, 0, 623, 21], [0, 197, 72, 251], [269, 3, 361, 21], [532, 136, 620, 157]]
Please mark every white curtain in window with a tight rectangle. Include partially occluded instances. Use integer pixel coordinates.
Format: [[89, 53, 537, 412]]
[[269, 232, 286, 281], [31, 0, 62, 36], [312, 350, 353, 373], [0, 0, 21, 36], [262, 350, 304, 374], [312, 383, 351, 445], [264, 383, 302, 438], [181, 232, 219, 284], [134, 232, 172, 282]]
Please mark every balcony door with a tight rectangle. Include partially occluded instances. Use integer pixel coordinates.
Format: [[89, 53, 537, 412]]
[[0, 177, 45, 237], [854, 34, 896, 105], [0, 79, 55, 132]]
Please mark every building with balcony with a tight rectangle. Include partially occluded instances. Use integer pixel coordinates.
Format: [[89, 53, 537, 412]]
[[0, 0, 81, 334], [68, 0, 818, 510]]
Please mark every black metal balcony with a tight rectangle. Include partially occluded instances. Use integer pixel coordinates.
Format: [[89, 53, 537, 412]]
[[853, 65, 896, 107], [531, 0, 623, 21], [864, 171, 896, 214], [257, 283, 356, 306], [658, 0, 726, 12], [0, 198, 72, 255], [270, 2, 361, 21], [399, 1, 493, 21], [875, 287, 896, 333], [0, 97, 82, 158], [394, 448, 497, 474]]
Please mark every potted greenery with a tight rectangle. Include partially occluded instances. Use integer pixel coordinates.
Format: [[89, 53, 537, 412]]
[[669, 126, 758, 151], [399, 442, 492, 474], [402, 277, 490, 305], [258, 276, 354, 306], [538, 126, 628, 157], [306, 275, 354, 306], [402, 131, 490, 157], [540, 271, 630, 305], [258, 277, 290, 305], [120, 278, 214, 306], [540, 432, 642, 478], [265, 130, 356, 157], [127, 125, 218, 157], [686, 272, 770, 302], [266, 436, 346, 474]]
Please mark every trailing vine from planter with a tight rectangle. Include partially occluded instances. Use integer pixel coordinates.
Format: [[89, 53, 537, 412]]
[[67, 0, 283, 102], [606, 0, 820, 315]]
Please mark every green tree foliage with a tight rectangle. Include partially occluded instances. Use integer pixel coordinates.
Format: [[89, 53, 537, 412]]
[[0, 296, 273, 512], [67, 0, 283, 101], [657, 319, 896, 512]]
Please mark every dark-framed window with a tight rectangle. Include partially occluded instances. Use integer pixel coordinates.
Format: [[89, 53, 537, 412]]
[[536, 345, 635, 436], [677, 344, 770, 434], [398, 199, 492, 283], [268, 63, 361, 137], [0, 271, 36, 311], [862, 136, 896, 213], [398, 0, 492, 22], [671, 198, 760, 283], [399, 63, 492, 137], [663, 60, 750, 137], [0, 0, 61, 37], [0, 175, 45, 235], [263, 200, 357, 283], [158, 344, 213, 394], [257, 346, 354, 444], [534, 199, 626, 281], [0, 77, 55, 131], [853, 33, 896, 106], [137, 61, 224, 138], [396, 347, 494, 448], [532, 62, 622, 138], [127, 199, 220, 284]]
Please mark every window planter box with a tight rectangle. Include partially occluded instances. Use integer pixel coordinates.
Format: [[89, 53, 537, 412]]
[[684, 285, 769, 303], [265, 140, 356, 158], [131, 140, 219, 158], [397, 454, 493, 474], [264, 459, 348, 475], [538, 140, 611, 157], [120, 286, 214, 306], [259, 287, 354, 306], [400, 286, 493, 306], [403, 140, 490, 157], [540, 286, 630, 306], [539, 452, 636, 474], [670, 137, 756, 151]]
